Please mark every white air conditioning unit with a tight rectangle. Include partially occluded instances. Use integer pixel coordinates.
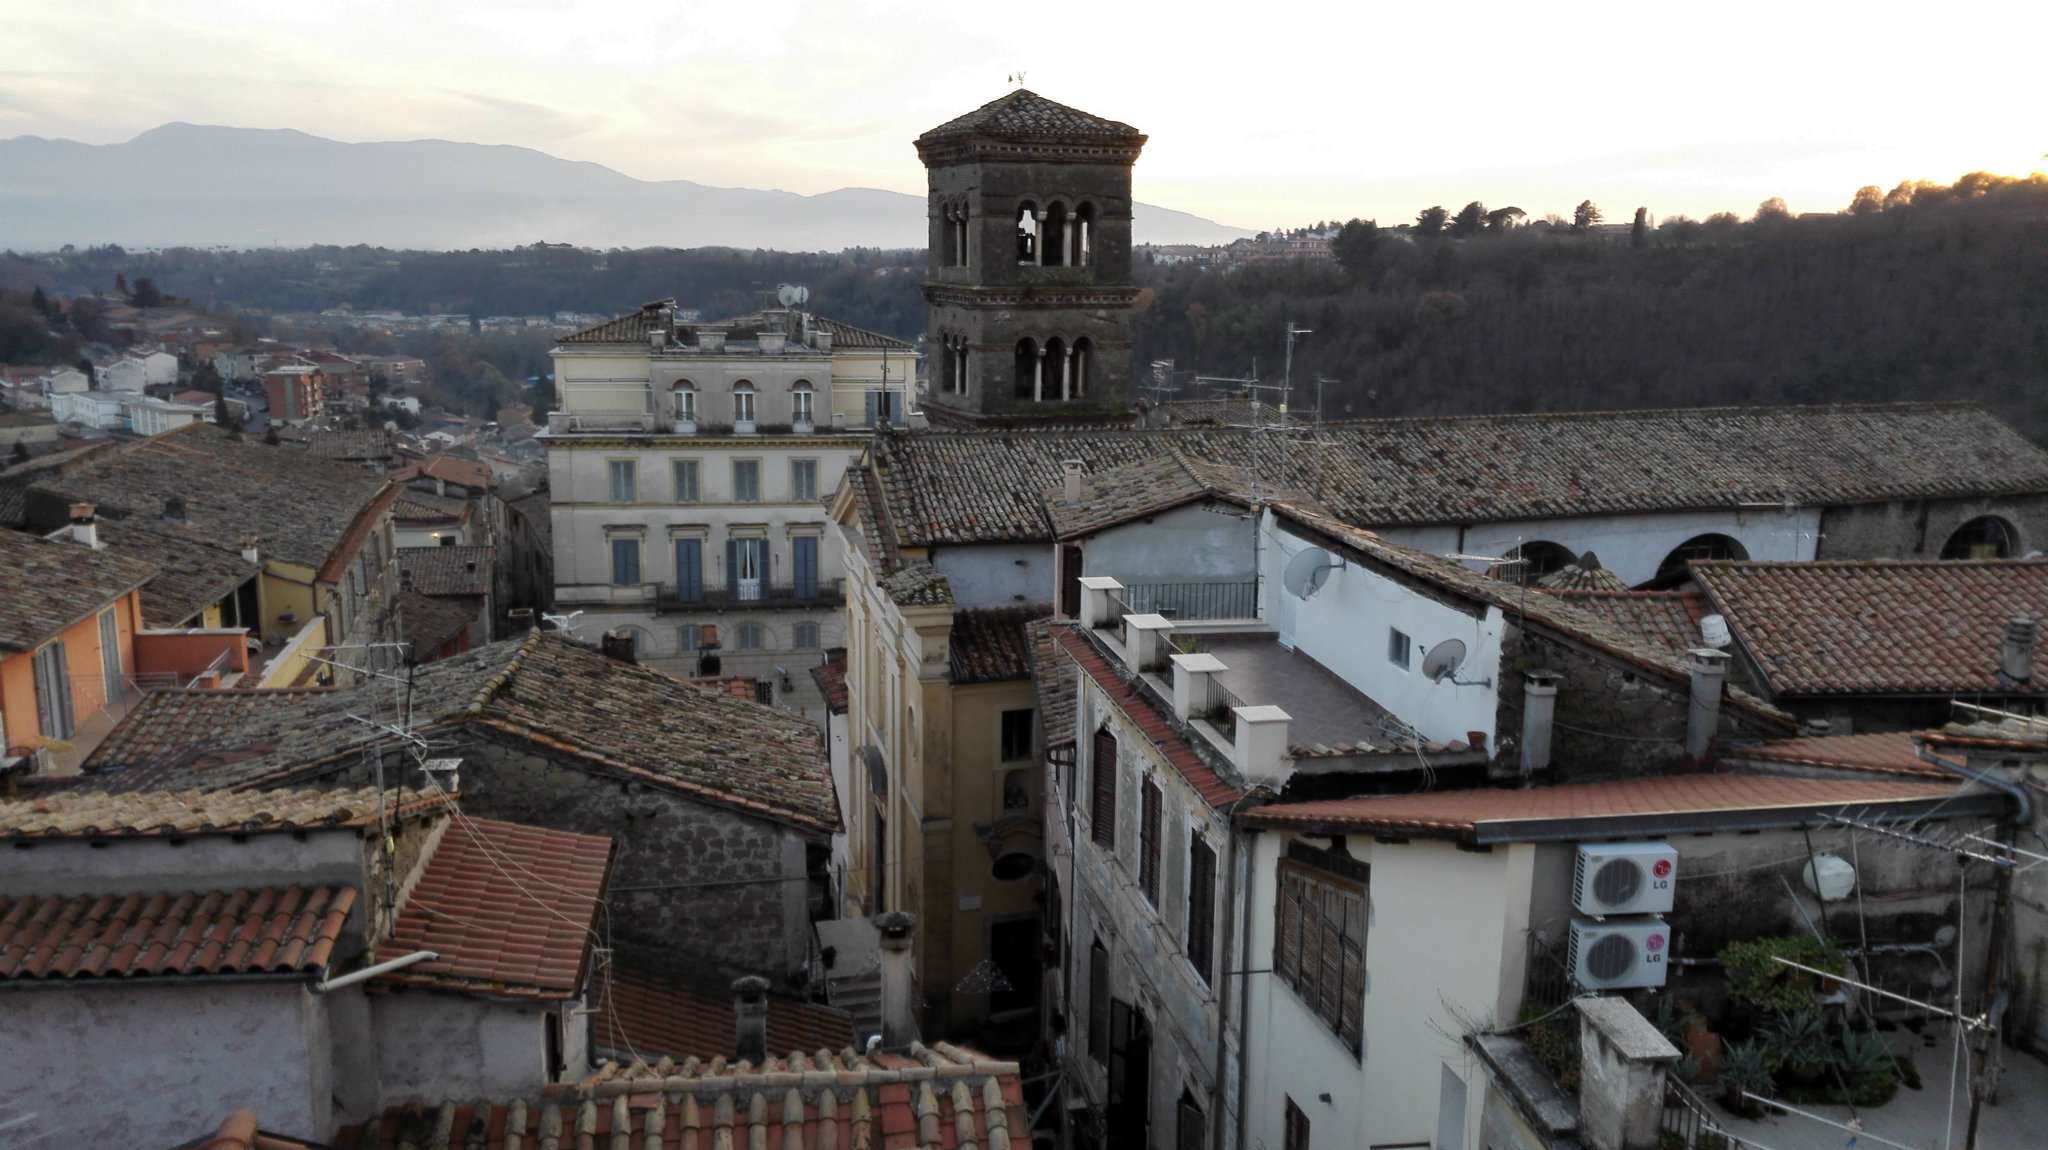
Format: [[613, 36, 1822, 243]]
[[1568, 917, 1670, 990], [1573, 842, 1677, 916]]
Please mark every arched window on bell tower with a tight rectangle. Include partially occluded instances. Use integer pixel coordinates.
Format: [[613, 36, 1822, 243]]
[[1015, 201, 1041, 265], [1073, 202, 1096, 267], [1043, 202, 1069, 267], [1072, 337, 1093, 397], [1014, 338, 1040, 400]]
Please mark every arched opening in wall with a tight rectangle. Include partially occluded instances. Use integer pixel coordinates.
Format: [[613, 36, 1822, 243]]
[[1043, 337, 1068, 402], [1504, 540, 1575, 581], [1014, 338, 1040, 400], [671, 381, 697, 429], [1015, 200, 1041, 265], [1658, 533, 1749, 579], [1071, 337, 1094, 399], [731, 381, 757, 428], [939, 205, 957, 267], [1942, 515, 2019, 559], [1073, 202, 1096, 266], [955, 202, 970, 267], [790, 380, 816, 428], [1042, 202, 1069, 267]]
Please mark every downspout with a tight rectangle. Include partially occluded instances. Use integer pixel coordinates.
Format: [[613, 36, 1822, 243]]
[[1234, 826, 1262, 1150], [1917, 745, 2031, 823]]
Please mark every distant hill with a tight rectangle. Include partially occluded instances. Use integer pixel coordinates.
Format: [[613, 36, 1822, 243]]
[[0, 123, 1250, 251]]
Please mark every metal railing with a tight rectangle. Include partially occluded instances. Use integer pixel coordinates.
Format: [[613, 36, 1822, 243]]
[[1206, 681, 1246, 742], [658, 576, 846, 610], [1098, 590, 1130, 634], [1120, 580, 1259, 621], [1661, 1078, 1754, 1150], [1524, 933, 1573, 1014]]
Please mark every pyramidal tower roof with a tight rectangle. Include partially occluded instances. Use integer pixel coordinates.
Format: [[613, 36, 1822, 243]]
[[917, 90, 1144, 146]]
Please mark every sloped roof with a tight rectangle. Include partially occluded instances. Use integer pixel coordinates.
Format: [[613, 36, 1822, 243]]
[[1730, 731, 1944, 778], [1027, 619, 1079, 750], [92, 516, 260, 627], [882, 559, 953, 607], [400, 544, 491, 596], [1044, 451, 1272, 540], [0, 885, 356, 981], [81, 633, 838, 833], [1536, 589, 1709, 662], [397, 453, 493, 491], [868, 403, 2048, 547], [919, 89, 1143, 144], [398, 588, 478, 654], [375, 816, 612, 1000], [1692, 559, 2048, 697], [0, 784, 447, 840], [809, 313, 915, 351], [949, 606, 1048, 684], [1050, 624, 1245, 809], [0, 528, 156, 652], [1536, 560, 1631, 592], [592, 956, 855, 1062]]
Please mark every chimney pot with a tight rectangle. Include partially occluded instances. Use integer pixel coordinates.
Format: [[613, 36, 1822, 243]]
[[601, 629, 637, 664], [68, 502, 99, 550], [508, 607, 535, 631], [1061, 459, 1085, 506], [875, 911, 918, 1049], [732, 975, 771, 1065], [2002, 615, 2037, 686], [1521, 670, 1563, 773]]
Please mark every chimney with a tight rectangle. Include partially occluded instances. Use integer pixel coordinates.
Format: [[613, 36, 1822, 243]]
[[812, 330, 833, 353], [508, 607, 536, 631], [698, 329, 727, 353], [1520, 670, 1562, 773], [875, 911, 918, 1048], [1061, 459, 1085, 505], [601, 629, 637, 664], [161, 495, 187, 522], [650, 328, 668, 351], [1231, 704, 1293, 786], [2001, 615, 2037, 686], [758, 330, 787, 354], [732, 975, 771, 1064], [67, 502, 99, 550], [1686, 648, 1731, 759]]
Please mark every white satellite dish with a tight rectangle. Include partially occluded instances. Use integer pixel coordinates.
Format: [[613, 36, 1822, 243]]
[[1421, 638, 1468, 683], [1282, 547, 1342, 600], [776, 283, 810, 307]]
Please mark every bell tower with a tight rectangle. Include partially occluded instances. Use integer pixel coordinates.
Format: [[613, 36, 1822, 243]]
[[916, 91, 1145, 422]]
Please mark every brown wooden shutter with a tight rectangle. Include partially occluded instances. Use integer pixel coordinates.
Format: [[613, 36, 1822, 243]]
[[1188, 836, 1216, 983], [1091, 728, 1117, 849], [1275, 871, 1301, 983], [1139, 781, 1162, 904]]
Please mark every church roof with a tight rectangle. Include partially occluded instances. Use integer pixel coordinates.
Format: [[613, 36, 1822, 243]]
[[918, 90, 1143, 145]]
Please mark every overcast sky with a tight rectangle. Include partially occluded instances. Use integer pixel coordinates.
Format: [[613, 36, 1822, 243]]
[[5, 0, 2042, 229]]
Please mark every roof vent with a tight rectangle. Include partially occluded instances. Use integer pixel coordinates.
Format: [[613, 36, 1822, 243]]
[[2002, 615, 2037, 686], [161, 495, 187, 522]]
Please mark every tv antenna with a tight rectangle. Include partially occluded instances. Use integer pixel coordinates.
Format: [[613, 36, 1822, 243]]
[[1007, 71, 1028, 87]]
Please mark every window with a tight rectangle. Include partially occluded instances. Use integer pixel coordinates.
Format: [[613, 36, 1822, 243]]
[[1176, 1089, 1205, 1150], [608, 459, 636, 502], [1658, 532, 1750, 578], [728, 537, 766, 600], [1283, 1097, 1311, 1150], [733, 384, 756, 425], [678, 625, 700, 652], [1387, 627, 1411, 669], [1943, 516, 2018, 560], [1274, 850, 1368, 1053], [673, 460, 700, 502], [610, 537, 641, 586], [791, 459, 818, 501], [673, 385, 697, 425], [736, 621, 765, 650], [733, 460, 760, 502], [1090, 727, 1118, 849], [1000, 708, 1034, 761], [1002, 769, 1030, 812], [793, 621, 821, 649], [1187, 835, 1216, 983], [31, 641, 75, 739], [792, 386, 815, 426], [673, 538, 703, 602], [1139, 781, 1162, 906], [792, 535, 820, 598], [1088, 938, 1110, 1066], [753, 680, 774, 706]]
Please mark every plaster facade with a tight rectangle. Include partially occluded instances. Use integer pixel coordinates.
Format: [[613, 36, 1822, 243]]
[[370, 991, 586, 1100]]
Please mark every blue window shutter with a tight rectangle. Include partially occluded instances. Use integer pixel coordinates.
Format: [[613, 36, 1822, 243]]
[[676, 539, 701, 601], [794, 537, 818, 598], [864, 390, 878, 428], [726, 538, 739, 594]]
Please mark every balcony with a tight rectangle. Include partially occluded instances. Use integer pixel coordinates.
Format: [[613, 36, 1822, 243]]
[[1116, 580, 1259, 622], [658, 576, 846, 612]]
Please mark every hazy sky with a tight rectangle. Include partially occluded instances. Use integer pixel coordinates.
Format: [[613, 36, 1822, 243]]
[[5, 0, 2042, 229]]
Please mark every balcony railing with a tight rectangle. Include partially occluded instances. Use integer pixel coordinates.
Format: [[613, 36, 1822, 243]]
[[1097, 590, 1130, 635], [1205, 680, 1246, 742], [1118, 580, 1258, 621], [658, 576, 846, 611]]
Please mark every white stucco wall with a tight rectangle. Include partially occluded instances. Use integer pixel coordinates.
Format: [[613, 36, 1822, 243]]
[[0, 832, 367, 899], [370, 992, 562, 1102], [1262, 512, 1505, 746], [1374, 505, 1820, 588], [1081, 502, 1259, 585], [931, 543, 1054, 610], [0, 981, 330, 1144]]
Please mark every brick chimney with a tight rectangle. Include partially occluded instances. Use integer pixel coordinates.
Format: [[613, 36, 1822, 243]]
[[1520, 670, 1562, 773], [67, 502, 99, 550], [600, 629, 637, 664], [732, 975, 770, 1064], [2001, 615, 2037, 686], [1686, 648, 1730, 759], [874, 911, 918, 1048]]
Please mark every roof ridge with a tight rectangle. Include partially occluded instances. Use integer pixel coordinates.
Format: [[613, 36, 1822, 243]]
[[1696, 557, 2048, 570], [467, 628, 546, 713]]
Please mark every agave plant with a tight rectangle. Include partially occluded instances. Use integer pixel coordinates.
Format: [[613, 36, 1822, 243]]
[[1768, 1008, 1832, 1081], [1839, 1028, 1892, 1079], [1720, 1038, 1776, 1109]]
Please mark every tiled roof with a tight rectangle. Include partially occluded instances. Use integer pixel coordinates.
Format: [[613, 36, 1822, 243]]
[[1151, 397, 1299, 429], [592, 957, 855, 1061], [29, 422, 392, 571], [376, 816, 611, 1000], [393, 491, 469, 522], [92, 517, 260, 627], [558, 302, 667, 345], [183, 1110, 327, 1150], [0, 885, 357, 981], [400, 544, 491, 597], [276, 428, 394, 461], [919, 89, 1143, 144], [1244, 773, 1972, 842], [1730, 731, 1944, 778], [399, 588, 478, 655], [397, 454, 493, 491], [950, 606, 1048, 684], [83, 634, 839, 833], [1027, 619, 1078, 750], [1536, 560, 1631, 592], [1691, 559, 2048, 697], [1536, 590, 1708, 661], [882, 560, 954, 607], [810, 314, 914, 351], [868, 404, 2048, 547], [1044, 452, 1268, 540], [336, 1045, 1027, 1150], [810, 650, 848, 714], [0, 784, 447, 840], [0, 527, 155, 652], [1051, 625, 1245, 808]]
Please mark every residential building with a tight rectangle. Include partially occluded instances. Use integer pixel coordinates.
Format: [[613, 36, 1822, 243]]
[[122, 394, 211, 436], [917, 90, 1145, 423], [377, 392, 422, 414], [0, 784, 613, 1144], [360, 354, 429, 387], [42, 366, 89, 396], [49, 389, 126, 430], [545, 304, 913, 711], [141, 349, 181, 386], [398, 544, 492, 656], [100, 356, 148, 392], [79, 630, 839, 987], [175, 387, 247, 421], [264, 364, 328, 423]]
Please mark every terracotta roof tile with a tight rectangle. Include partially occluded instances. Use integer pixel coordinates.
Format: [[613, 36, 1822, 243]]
[[882, 560, 953, 607], [1027, 620, 1079, 750], [1244, 773, 1969, 841], [1732, 731, 1945, 778], [0, 527, 156, 652], [1536, 561, 1632, 592], [399, 544, 491, 596], [919, 89, 1143, 144], [810, 650, 848, 713], [92, 517, 261, 628], [398, 589, 478, 655], [396, 454, 493, 491], [949, 606, 1047, 684], [1537, 589, 1709, 661], [376, 816, 612, 999], [592, 956, 855, 1061], [1051, 625, 1244, 809], [0, 784, 447, 840], [0, 884, 356, 981], [1043, 451, 1280, 540], [1692, 559, 2048, 697]]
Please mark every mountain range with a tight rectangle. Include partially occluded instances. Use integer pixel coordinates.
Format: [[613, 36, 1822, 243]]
[[0, 123, 1249, 252]]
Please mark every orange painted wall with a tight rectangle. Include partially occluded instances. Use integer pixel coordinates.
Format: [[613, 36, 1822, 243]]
[[0, 589, 138, 750], [133, 630, 250, 682]]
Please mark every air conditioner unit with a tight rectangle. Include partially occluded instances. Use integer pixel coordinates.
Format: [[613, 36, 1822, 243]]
[[1567, 917, 1670, 990], [1573, 842, 1677, 916]]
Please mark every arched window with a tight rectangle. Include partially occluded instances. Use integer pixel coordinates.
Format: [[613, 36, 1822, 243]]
[[790, 380, 815, 428], [1942, 516, 2018, 560], [671, 380, 697, 428], [1505, 540, 1575, 581], [1658, 533, 1749, 578], [1016, 200, 1041, 265], [1043, 202, 1069, 267], [939, 204, 957, 267], [1014, 338, 1040, 401], [1042, 337, 1068, 402], [1073, 202, 1096, 266], [953, 202, 969, 267], [731, 381, 757, 428], [1070, 337, 1093, 399]]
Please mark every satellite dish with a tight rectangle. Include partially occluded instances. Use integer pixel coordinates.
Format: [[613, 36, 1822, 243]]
[[777, 283, 810, 307], [1699, 614, 1731, 648], [1282, 547, 1341, 600], [1422, 639, 1468, 683]]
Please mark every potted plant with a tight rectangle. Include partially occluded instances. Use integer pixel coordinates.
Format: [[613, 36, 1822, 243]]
[[1720, 1039, 1776, 1117], [1768, 1008, 1832, 1085]]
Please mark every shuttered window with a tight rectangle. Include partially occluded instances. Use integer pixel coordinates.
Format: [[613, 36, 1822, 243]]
[[1088, 938, 1110, 1066], [1138, 780, 1162, 906], [1090, 728, 1117, 849], [1274, 859, 1366, 1055], [1187, 836, 1216, 984]]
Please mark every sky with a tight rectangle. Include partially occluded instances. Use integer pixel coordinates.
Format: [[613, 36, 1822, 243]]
[[4, 0, 2043, 230]]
